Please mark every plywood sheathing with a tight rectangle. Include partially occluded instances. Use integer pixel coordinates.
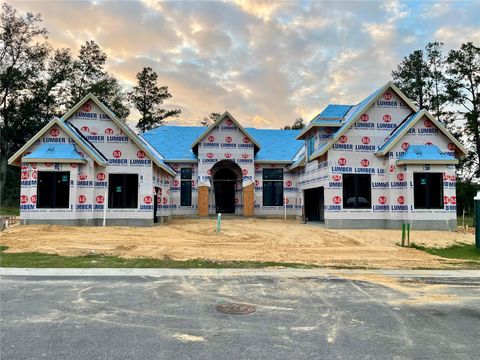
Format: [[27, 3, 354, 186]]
[[198, 186, 209, 217], [243, 183, 254, 217]]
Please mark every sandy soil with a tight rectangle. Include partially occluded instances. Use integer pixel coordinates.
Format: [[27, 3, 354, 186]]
[[0, 218, 475, 268]]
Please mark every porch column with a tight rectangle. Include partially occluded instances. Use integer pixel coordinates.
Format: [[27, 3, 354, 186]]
[[198, 186, 209, 217], [243, 183, 254, 217]]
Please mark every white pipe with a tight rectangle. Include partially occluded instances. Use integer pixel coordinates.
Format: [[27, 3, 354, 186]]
[[102, 187, 107, 227], [284, 196, 287, 220]]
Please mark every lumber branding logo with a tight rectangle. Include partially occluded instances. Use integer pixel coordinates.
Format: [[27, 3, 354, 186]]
[[355, 136, 375, 151], [444, 196, 450, 205], [21, 171, 29, 180], [355, 114, 374, 129], [332, 175, 341, 181], [383, 114, 392, 123], [383, 92, 392, 100], [30, 195, 36, 203], [333, 196, 341, 205], [243, 137, 250, 143], [401, 142, 409, 151], [144, 196, 152, 204], [449, 196, 456, 205], [397, 173, 405, 181], [224, 153, 232, 159], [377, 92, 398, 108], [78, 195, 86, 204], [333, 134, 353, 150], [448, 143, 455, 151], [242, 169, 248, 176], [79, 172, 88, 180], [329, 174, 342, 188], [361, 159, 369, 167], [390, 173, 407, 188], [71, 163, 78, 169], [326, 196, 342, 210], [20, 195, 28, 204], [97, 173, 106, 181], [137, 150, 146, 159], [31, 171, 37, 180], [362, 136, 370, 144], [81, 126, 90, 133], [50, 128, 59, 137], [83, 103, 92, 112], [339, 135, 348, 144], [95, 195, 104, 204], [207, 153, 214, 159], [105, 128, 114, 135], [338, 157, 347, 166], [109, 150, 127, 165], [113, 150, 122, 158], [208, 135, 215, 142], [373, 195, 389, 211]]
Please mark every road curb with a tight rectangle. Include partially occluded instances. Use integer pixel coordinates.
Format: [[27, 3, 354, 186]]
[[1, 268, 479, 278]]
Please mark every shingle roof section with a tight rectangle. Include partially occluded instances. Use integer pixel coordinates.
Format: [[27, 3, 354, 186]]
[[143, 126, 302, 162], [23, 143, 86, 161]]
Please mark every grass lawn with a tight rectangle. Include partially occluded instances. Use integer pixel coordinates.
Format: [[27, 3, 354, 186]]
[[0, 246, 315, 269], [0, 207, 19, 216], [411, 242, 480, 267]]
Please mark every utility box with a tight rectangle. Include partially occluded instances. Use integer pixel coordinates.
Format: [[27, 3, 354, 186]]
[[475, 191, 480, 249]]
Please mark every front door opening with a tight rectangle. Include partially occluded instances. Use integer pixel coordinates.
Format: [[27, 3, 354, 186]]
[[304, 187, 324, 222], [213, 168, 236, 213]]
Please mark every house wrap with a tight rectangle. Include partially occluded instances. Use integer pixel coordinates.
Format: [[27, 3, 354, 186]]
[[8, 81, 467, 230]]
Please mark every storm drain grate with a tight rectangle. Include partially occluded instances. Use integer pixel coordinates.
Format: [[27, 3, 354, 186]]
[[215, 303, 256, 315]]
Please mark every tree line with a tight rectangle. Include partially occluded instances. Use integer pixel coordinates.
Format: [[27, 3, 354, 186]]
[[0, 3, 180, 207]]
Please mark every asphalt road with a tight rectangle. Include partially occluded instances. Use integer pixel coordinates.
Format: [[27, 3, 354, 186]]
[[1, 272, 479, 360]]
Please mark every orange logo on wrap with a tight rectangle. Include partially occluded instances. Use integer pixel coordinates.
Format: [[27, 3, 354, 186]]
[[383, 114, 392, 123], [378, 196, 387, 205], [96, 173, 106, 181], [112, 150, 122, 158], [20, 195, 28, 204], [449, 196, 456, 205], [208, 135, 215, 142], [333, 196, 341, 205], [444, 196, 449, 204], [360, 114, 369, 122], [78, 195, 86, 204], [207, 153, 214, 159], [96, 195, 104, 204], [397, 173, 405, 181], [83, 103, 92, 112], [79, 172, 88, 180], [137, 150, 146, 159], [361, 159, 369, 167], [225, 119, 233, 126], [31, 171, 37, 180], [144, 196, 152, 204], [383, 92, 392, 100], [243, 137, 250, 143], [242, 169, 248, 175], [105, 128, 114, 135], [224, 153, 232, 159], [30, 195, 36, 203], [401, 142, 409, 151], [225, 136, 232, 143], [50, 128, 59, 137], [338, 158, 347, 166], [332, 175, 341, 181], [397, 196, 405, 205], [339, 135, 348, 144], [362, 136, 370, 144], [424, 119, 433, 128], [286, 180, 292, 187], [21, 172, 29, 180], [81, 126, 90, 133]]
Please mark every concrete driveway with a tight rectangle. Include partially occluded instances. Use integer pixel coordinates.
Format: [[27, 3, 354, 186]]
[[1, 270, 479, 359]]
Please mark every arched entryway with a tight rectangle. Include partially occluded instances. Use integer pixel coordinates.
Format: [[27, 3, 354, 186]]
[[211, 160, 242, 214]]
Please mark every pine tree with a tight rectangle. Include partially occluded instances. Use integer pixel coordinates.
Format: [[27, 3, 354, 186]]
[[201, 112, 221, 126], [130, 67, 181, 132]]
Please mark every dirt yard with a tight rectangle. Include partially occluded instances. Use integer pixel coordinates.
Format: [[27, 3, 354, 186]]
[[0, 218, 475, 268]]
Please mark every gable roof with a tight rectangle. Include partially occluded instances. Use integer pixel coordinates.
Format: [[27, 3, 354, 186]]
[[62, 93, 175, 176], [191, 111, 261, 151], [397, 145, 458, 165], [308, 81, 419, 161], [376, 109, 467, 157], [8, 117, 107, 166], [22, 143, 87, 163], [143, 126, 302, 163]]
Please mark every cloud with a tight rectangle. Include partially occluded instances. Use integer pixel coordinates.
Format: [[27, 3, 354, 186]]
[[9, 0, 480, 128]]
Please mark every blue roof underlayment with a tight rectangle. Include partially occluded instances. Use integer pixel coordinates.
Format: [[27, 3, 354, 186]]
[[398, 145, 456, 162], [143, 126, 302, 162], [23, 143, 85, 161], [377, 110, 420, 153], [312, 104, 352, 122]]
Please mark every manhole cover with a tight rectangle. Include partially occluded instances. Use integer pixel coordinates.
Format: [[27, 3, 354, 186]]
[[215, 303, 256, 315]]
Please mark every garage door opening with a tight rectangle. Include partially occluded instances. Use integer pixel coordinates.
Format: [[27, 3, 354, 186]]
[[304, 187, 324, 222]]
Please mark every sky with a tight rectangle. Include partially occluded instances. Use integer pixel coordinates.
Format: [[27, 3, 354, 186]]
[[10, 0, 480, 128]]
